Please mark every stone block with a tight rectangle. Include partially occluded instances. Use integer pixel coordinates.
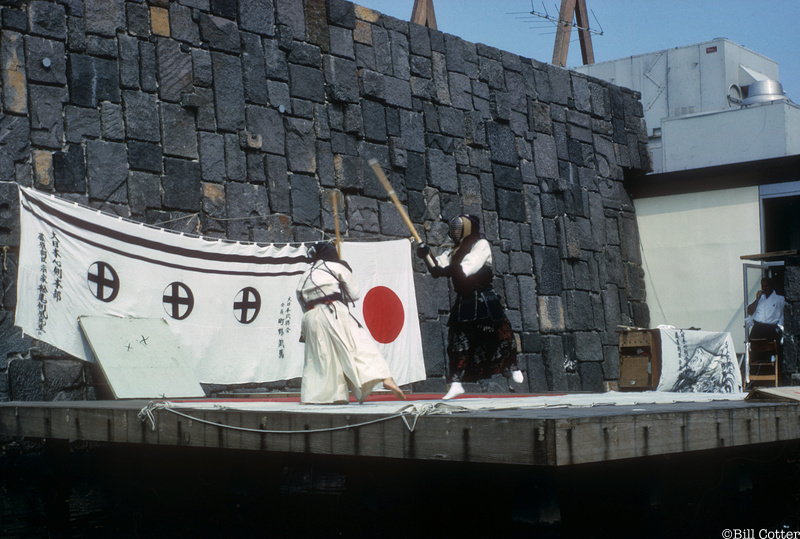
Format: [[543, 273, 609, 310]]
[[241, 32, 268, 105], [199, 13, 240, 53], [224, 133, 246, 181], [191, 48, 213, 87], [346, 195, 378, 233], [212, 51, 246, 131], [448, 71, 471, 110], [537, 295, 564, 334], [327, 0, 355, 29], [327, 25, 353, 59], [403, 151, 426, 191], [128, 171, 161, 215], [285, 117, 316, 173], [288, 63, 325, 103], [25, 35, 66, 85], [2, 6, 27, 31], [290, 174, 320, 227], [246, 153, 267, 184], [127, 140, 161, 175], [225, 181, 270, 240], [29, 0, 66, 39], [263, 39, 288, 81], [288, 41, 321, 68], [577, 361, 603, 392], [86, 140, 127, 203], [53, 144, 86, 193], [32, 149, 53, 190], [361, 99, 387, 143], [496, 188, 525, 222], [160, 102, 198, 159], [0, 310, 28, 364], [418, 320, 445, 377], [532, 134, 558, 180], [40, 359, 83, 400], [137, 41, 157, 92], [323, 55, 359, 103], [163, 158, 201, 212], [408, 23, 431, 57], [117, 34, 139, 89], [389, 30, 409, 80], [86, 35, 117, 58], [564, 290, 594, 331], [198, 132, 225, 182], [492, 162, 523, 191], [156, 38, 193, 103], [8, 357, 43, 401], [541, 335, 567, 391], [2, 31, 27, 115], [573, 331, 603, 363], [68, 54, 119, 107], [64, 105, 100, 143], [239, 0, 274, 35], [265, 153, 290, 213], [426, 148, 457, 193], [28, 84, 66, 149], [123, 90, 160, 142]]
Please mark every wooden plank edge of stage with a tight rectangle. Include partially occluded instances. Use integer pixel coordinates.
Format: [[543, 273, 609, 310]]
[[1, 398, 799, 467]]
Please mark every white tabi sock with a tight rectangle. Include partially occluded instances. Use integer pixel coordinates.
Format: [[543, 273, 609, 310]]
[[442, 382, 465, 400], [511, 370, 524, 384]]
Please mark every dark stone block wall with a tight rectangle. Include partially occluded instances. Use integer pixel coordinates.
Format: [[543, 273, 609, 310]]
[[0, 0, 651, 401], [783, 263, 800, 384]]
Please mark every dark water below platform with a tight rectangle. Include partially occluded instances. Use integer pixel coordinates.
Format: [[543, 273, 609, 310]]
[[2, 440, 800, 538]]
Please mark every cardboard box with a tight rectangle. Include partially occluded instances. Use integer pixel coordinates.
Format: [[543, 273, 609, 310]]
[[619, 355, 650, 388]]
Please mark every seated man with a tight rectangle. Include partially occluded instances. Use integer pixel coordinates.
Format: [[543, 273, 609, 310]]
[[747, 277, 785, 342]]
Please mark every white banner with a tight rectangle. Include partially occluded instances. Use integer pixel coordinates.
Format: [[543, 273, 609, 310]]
[[15, 186, 425, 387], [342, 240, 426, 385]]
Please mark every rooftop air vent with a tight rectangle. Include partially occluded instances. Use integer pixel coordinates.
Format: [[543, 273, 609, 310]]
[[741, 79, 788, 106]]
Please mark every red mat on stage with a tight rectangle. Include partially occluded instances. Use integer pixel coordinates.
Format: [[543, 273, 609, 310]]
[[173, 393, 562, 404]]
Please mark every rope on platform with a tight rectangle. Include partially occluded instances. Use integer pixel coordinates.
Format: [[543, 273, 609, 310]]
[[137, 401, 467, 434], [396, 402, 466, 432]]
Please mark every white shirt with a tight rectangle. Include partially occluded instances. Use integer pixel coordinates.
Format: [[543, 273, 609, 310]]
[[753, 291, 785, 327], [435, 238, 492, 277]]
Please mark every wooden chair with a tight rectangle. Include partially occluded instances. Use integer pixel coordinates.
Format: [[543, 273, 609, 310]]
[[748, 339, 780, 387]]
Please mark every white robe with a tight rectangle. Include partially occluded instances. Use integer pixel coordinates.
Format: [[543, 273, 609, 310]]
[[296, 260, 392, 404]]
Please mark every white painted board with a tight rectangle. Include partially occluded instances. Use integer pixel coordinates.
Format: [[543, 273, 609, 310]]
[[78, 316, 205, 399]]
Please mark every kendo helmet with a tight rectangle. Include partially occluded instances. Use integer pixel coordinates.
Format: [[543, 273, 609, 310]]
[[448, 215, 479, 243]]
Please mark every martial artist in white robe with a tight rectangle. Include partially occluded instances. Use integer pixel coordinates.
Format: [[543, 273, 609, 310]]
[[296, 248, 403, 404]]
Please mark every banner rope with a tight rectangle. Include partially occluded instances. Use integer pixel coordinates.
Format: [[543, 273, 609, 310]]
[[137, 400, 465, 434]]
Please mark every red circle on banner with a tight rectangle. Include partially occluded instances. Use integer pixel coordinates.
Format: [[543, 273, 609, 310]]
[[362, 286, 405, 344]]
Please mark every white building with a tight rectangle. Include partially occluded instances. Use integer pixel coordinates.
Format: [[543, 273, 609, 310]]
[[575, 38, 800, 353]]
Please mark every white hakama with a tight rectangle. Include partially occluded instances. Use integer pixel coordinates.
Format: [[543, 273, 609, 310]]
[[297, 260, 393, 404]]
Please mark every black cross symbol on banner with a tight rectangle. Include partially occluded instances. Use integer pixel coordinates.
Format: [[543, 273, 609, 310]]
[[234, 287, 261, 324], [163, 282, 194, 320], [87, 261, 119, 302]]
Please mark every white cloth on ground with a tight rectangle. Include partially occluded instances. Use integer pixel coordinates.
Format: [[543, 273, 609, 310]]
[[297, 260, 393, 404]]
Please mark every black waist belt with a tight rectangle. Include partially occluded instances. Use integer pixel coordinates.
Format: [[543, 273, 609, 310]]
[[305, 293, 343, 309]]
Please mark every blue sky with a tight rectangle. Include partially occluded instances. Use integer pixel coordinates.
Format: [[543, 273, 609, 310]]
[[354, 0, 800, 103]]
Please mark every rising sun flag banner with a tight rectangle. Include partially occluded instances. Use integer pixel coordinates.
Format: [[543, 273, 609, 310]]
[[341, 240, 426, 385], [15, 186, 425, 387]]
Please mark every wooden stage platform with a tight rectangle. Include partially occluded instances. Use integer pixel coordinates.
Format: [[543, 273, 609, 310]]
[[2, 391, 799, 467]]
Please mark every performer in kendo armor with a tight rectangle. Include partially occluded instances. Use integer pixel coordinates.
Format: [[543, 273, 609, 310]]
[[417, 215, 524, 400], [297, 241, 405, 404]]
